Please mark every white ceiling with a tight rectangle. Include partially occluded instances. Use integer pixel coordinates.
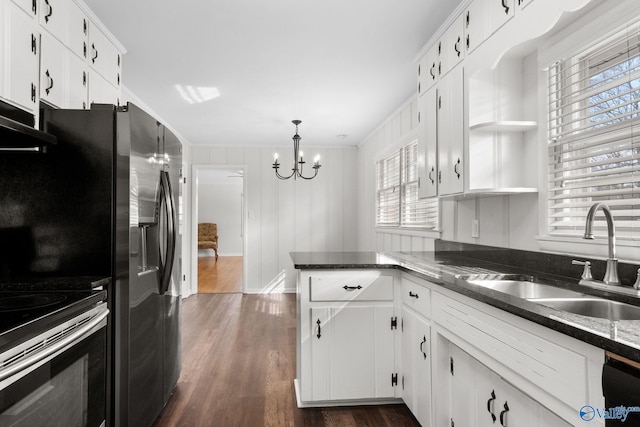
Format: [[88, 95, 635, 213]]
[[83, 0, 463, 147]]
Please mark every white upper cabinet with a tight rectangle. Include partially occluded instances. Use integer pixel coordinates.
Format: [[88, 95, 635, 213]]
[[38, 0, 88, 60], [11, 0, 37, 17], [417, 85, 438, 198], [439, 15, 465, 77], [465, 0, 515, 54], [436, 66, 464, 196], [88, 23, 121, 89], [0, 1, 39, 113]]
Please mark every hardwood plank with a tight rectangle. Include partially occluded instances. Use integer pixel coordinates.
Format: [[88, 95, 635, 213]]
[[198, 255, 243, 293], [152, 293, 420, 427]]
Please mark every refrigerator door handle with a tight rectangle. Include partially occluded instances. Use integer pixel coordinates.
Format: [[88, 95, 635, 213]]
[[159, 170, 176, 295]]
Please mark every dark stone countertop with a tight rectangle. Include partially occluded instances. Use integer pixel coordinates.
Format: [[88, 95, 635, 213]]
[[291, 250, 640, 363]]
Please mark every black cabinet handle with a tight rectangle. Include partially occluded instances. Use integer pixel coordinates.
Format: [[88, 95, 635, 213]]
[[418, 82, 421, 94], [30, 83, 36, 103], [419, 335, 427, 359], [44, 0, 53, 23], [487, 390, 497, 422], [32, 0, 37, 14], [454, 158, 461, 179], [417, 64, 421, 76], [438, 170, 442, 184], [500, 401, 510, 426], [316, 319, 321, 339], [454, 36, 461, 57], [343, 285, 362, 291], [466, 35, 470, 50], [31, 34, 37, 54], [45, 70, 54, 95], [466, 10, 470, 27], [409, 291, 419, 299], [430, 62, 436, 80], [92, 43, 99, 64], [428, 167, 435, 184], [438, 62, 442, 76], [502, 0, 510, 14]]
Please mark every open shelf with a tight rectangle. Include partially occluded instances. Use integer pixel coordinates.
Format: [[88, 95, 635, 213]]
[[469, 121, 538, 133]]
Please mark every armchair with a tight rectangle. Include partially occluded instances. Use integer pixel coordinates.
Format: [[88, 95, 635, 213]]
[[198, 223, 218, 259]]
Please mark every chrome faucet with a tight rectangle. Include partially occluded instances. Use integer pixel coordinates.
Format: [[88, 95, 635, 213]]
[[583, 202, 621, 286]]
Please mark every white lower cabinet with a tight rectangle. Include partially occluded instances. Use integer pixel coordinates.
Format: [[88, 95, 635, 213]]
[[445, 341, 571, 427], [297, 270, 398, 405], [401, 306, 432, 426], [310, 305, 395, 401]]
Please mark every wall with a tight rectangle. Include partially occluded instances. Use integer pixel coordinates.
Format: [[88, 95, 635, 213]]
[[198, 172, 244, 256], [190, 145, 358, 294]]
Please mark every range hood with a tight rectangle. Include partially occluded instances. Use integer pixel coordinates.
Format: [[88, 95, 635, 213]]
[[0, 114, 57, 152]]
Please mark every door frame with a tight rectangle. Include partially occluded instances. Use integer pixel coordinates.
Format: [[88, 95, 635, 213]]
[[190, 164, 247, 295]]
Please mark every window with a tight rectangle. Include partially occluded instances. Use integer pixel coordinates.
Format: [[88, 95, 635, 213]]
[[547, 26, 640, 239], [376, 141, 438, 229]]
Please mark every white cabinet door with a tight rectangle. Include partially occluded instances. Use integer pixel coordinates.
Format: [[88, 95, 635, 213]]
[[39, 0, 67, 43], [437, 66, 464, 196], [11, 0, 36, 17], [465, 0, 515, 54], [1, 1, 39, 112], [67, 52, 87, 109], [440, 15, 465, 77], [88, 70, 119, 106], [310, 305, 396, 401], [417, 85, 438, 198], [39, 30, 66, 107], [88, 23, 121, 88], [402, 307, 432, 427], [448, 343, 476, 427], [66, 0, 87, 60]]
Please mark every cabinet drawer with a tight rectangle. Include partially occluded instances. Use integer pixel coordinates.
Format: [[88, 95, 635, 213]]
[[310, 274, 393, 302], [432, 291, 589, 410], [401, 278, 430, 317]]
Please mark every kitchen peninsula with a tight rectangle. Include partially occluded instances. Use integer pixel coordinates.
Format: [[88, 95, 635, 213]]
[[293, 242, 640, 426]]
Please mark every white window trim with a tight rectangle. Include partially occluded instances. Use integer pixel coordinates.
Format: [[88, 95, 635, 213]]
[[536, 1, 640, 260]]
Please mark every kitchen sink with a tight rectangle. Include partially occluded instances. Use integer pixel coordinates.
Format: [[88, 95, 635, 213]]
[[530, 298, 640, 321], [465, 279, 583, 299]]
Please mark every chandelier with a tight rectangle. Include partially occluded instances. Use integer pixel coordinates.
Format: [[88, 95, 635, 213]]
[[272, 120, 321, 180]]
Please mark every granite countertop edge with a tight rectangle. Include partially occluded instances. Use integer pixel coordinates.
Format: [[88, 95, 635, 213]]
[[291, 251, 640, 363]]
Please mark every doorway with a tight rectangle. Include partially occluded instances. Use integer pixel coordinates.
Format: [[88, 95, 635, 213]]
[[191, 165, 246, 294]]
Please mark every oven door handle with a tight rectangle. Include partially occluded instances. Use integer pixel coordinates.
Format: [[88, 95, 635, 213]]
[[0, 307, 109, 384]]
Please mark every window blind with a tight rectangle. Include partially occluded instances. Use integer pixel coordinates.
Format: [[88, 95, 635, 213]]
[[376, 141, 438, 229], [376, 151, 400, 226], [547, 25, 640, 238]]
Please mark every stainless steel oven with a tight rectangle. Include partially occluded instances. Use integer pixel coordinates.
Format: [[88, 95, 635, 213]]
[[0, 301, 108, 427]]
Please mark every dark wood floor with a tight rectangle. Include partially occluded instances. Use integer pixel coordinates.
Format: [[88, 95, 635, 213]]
[[152, 293, 420, 427]]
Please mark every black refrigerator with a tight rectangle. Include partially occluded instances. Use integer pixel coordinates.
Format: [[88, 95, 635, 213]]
[[35, 102, 182, 427]]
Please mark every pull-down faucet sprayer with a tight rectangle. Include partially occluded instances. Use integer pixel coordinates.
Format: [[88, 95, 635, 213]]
[[583, 202, 621, 286]]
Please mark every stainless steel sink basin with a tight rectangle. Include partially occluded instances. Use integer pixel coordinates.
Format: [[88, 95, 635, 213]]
[[531, 298, 640, 321], [465, 279, 583, 299]]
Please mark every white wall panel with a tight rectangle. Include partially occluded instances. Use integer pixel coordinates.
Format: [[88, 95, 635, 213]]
[[192, 145, 358, 293]]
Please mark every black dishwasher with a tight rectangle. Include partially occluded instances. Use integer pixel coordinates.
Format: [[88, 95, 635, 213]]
[[602, 356, 640, 425]]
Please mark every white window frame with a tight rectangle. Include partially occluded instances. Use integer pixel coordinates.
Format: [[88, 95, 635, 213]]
[[538, 7, 640, 262], [376, 140, 438, 230]]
